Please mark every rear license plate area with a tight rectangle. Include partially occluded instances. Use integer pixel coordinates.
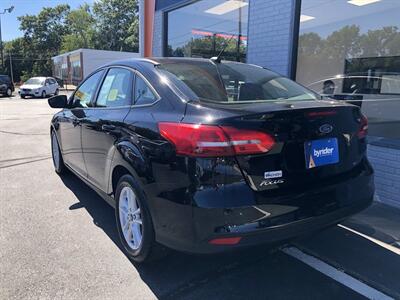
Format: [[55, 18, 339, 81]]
[[304, 137, 339, 169]]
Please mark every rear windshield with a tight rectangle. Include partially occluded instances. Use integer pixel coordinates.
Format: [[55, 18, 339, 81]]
[[0, 75, 9, 83], [157, 61, 318, 103]]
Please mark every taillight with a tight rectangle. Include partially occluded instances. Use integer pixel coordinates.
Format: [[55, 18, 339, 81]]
[[306, 110, 337, 117], [209, 237, 242, 245], [357, 114, 368, 139], [158, 122, 275, 157]]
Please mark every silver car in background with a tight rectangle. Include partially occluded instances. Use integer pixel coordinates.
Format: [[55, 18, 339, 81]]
[[19, 77, 59, 99]]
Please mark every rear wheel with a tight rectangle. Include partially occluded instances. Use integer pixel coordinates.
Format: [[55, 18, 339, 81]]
[[54, 89, 59, 95], [51, 130, 66, 174], [6, 88, 12, 97], [41, 90, 46, 98], [115, 174, 166, 263], [21, 95, 26, 99]]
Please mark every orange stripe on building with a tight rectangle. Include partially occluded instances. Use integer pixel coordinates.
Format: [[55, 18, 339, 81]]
[[144, 0, 156, 57]]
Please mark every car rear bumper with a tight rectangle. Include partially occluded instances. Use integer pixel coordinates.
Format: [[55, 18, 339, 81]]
[[154, 160, 374, 254]]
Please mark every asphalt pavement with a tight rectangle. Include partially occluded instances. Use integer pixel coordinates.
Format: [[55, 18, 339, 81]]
[[1, 93, 399, 300]]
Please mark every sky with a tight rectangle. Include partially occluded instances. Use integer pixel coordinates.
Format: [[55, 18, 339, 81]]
[[1, 0, 95, 42]]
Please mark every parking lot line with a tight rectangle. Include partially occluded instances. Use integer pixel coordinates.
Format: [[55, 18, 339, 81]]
[[338, 224, 400, 255], [282, 247, 394, 300]]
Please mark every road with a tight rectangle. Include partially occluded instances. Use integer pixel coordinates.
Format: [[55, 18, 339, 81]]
[[1, 93, 399, 299]]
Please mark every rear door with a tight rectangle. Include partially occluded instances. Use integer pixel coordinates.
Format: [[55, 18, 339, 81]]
[[81, 67, 134, 191]]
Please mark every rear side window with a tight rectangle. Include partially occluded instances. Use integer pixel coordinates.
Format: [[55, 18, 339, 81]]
[[96, 68, 133, 107], [72, 71, 104, 108], [158, 61, 317, 103], [0, 75, 10, 83], [134, 75, 158, 105]]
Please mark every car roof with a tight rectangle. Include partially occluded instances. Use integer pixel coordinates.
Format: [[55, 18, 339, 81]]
[[104, 57, 249, 68], [30, 77, 47, 80]]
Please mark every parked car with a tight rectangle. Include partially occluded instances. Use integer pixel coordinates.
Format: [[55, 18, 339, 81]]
[[19, 77, 59, 99], [0, 74, 14, 97], [48, 58, 374, 263]]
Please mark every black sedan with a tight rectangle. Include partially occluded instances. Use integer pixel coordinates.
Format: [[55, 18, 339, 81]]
[[48, 58, 374, 263]]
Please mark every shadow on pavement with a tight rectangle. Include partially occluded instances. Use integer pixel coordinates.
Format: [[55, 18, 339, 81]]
[[59, 172, 367, 300]]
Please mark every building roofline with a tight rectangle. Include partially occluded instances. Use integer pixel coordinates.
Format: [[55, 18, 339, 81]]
[[52, 48, 139, 60]]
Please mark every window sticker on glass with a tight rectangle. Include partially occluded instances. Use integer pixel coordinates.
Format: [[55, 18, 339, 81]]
[[108, 89, 118, 101], [75, 90, 84, 99]]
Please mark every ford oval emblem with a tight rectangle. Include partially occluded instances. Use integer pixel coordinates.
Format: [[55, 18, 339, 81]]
[[319, 124, 333, 134]]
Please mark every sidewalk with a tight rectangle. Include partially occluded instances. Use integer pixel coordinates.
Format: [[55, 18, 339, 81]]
[[343, 201, 400, 249]]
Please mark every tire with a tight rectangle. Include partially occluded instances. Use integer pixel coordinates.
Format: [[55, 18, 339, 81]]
[[41, 90, 46, 98], [115, 174, 166, 263], [54, 89, 59, 95], [6, 88, 12, 97], [21, 95, 26, 99], [51, 130, 66, 174]]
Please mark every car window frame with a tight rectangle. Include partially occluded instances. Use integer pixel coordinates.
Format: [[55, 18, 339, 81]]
[[132, 70, 161, 107], [93, 66, 135, 109], [85, 65, 161, 110], [69, 69, 106, 108]]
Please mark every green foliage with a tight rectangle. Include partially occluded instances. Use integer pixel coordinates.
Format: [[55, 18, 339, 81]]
[[296, 25, 400, 86], [93, 0, 139, 52], [169, 35, 246, 61], [2, 0, 140, 82], [61, 4, 95, 52]]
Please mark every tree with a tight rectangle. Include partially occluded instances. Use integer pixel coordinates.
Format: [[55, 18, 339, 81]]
[[298, 32, 324, 56], [3, 38, 32, 82], [360, 26, 400, 57], [17, 4, 71, 76], [323, 25, 361, 60], [93, 0, 139, 52], [61, 4, 95, 52]]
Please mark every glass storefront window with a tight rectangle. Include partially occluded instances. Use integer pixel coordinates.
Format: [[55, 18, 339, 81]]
[[167, 0, 249, 62], [296, 0, 400, 140]]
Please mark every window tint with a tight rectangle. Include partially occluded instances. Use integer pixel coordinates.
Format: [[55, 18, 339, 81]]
[[134, 75, 157, 105], [0, 75, 9, 83], [158, 61, 317, 103], [72, 71, 103, 108], [96, 68, 133, 107]]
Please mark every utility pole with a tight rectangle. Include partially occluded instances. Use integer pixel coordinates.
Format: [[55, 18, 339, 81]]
[[0, 6, 14, 68], [9, 52, 13, 83], [236, 4, 242, 62]]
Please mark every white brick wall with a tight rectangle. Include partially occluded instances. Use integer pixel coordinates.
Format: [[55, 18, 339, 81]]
[[368, 145, 400, 208], [247, 0, 296, 76]]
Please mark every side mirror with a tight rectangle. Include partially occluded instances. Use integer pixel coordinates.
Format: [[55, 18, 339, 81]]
[[48, 95, 68, 108]]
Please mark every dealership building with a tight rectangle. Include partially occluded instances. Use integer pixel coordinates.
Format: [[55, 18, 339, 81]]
[[52, 49, 139, 85], [142, 0, 400, 208]]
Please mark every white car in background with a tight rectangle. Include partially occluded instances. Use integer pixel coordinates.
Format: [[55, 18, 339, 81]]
[[19, 77, 59, 99]]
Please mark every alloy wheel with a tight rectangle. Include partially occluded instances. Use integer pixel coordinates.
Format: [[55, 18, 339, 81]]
[[6, 88, 11, 97], [119, 186, 143, 250]]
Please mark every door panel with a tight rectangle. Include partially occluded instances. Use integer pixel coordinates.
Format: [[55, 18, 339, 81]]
[[81, 67, 134, 191], [58, 109, 87, 177], [82, 108, 130, 190]]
